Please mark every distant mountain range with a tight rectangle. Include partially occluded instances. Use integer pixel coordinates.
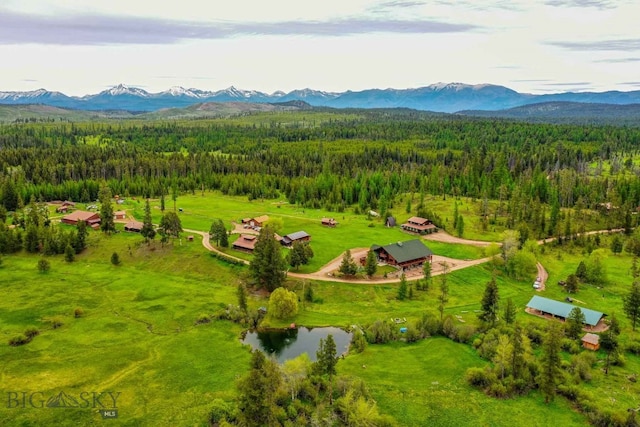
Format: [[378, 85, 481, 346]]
[[2, 83, 640, 113]]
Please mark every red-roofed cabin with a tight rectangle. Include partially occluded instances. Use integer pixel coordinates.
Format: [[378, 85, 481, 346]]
[[62, 211, 101, 229], [233, 234, 258, 252], [401, 216, 437, 235]]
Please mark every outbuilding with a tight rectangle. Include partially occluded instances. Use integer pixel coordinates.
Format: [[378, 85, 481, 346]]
[[582, 333, 600, 351]]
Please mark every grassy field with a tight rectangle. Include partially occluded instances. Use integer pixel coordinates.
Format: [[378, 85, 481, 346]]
[[339, 338, 588, 426], [4, 192, 640, 425], [122, 191, 492, 273], [0, 235, 252, 426]]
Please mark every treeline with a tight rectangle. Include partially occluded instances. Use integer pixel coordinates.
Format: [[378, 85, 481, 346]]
[[2, 112, 640, 230]]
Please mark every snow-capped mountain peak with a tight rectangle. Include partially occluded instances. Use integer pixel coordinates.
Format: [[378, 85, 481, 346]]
[[101, 84, 149, 97], [160, 86, 201, 98]]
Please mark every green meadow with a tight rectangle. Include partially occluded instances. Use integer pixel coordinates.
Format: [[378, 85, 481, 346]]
[[2, 193, 640, 426]]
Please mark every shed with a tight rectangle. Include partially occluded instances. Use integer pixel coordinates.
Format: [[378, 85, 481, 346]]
[[113, 210, 127, 220], [281, 231, 311, 246], [582, 333, 600, 351], [526, 295, 606, 327], [124, 220, 144, 232], [385, 216, 396, 227], [321, 218, 337, 227]]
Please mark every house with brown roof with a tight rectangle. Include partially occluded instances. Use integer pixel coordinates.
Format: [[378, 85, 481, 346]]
[[61, 211, 101, 228], [321, 218, 337, 227], [114, 210, 127, 220], [281, 231, 311, 246], [124, 220, 144, 232], [242, 215, 270, 228], [582, 333, 600, 351], [401, 216, 437, 235], [233, 234, 258, 252]]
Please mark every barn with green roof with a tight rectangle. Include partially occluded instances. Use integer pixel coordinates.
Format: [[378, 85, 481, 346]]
[[371, 239, 433, 269], [526, 295, 606, 327]]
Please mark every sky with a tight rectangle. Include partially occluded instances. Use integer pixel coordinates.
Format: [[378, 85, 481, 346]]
[[1, 0, 639, 96]]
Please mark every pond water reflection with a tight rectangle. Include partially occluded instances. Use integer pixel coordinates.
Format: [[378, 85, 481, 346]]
[[241, 326, 352, 363]]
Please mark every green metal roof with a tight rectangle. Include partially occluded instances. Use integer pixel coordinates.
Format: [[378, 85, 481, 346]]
[[526, 295, 605, 326], [374, 239, 433, 264]]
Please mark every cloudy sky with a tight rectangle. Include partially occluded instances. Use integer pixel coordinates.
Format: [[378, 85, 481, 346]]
[[1, 0, 639, 95]]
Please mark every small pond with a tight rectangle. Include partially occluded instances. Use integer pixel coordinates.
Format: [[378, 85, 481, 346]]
[[241, 326, 352, 363]]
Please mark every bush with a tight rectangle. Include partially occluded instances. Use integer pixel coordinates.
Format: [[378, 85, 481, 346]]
[[209, 398, 234, 424], [350, 329, 367, 353], [49, 317, 64, 329], [196, 313, 211, 325], [111, 252, 121, 266], [365, 320, 396, 344], [465, 367, 495, 388], [416, 313, 440, 337], [24, 327, 40, 339], [626, 340, 640, 355], [74, 307, 84, 318], [37, 259, 50, 273], [8, 334, 29, 346], [404, 324, 422, 343]]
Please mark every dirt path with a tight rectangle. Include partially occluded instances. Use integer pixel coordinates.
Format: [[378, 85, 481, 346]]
[[178, 225, 623, 286], [422, 230, 495, 247], [535, 262, 548, 292]]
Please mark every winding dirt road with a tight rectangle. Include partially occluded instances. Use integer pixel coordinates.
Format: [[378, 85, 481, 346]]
[[180, 227, 622, 286]]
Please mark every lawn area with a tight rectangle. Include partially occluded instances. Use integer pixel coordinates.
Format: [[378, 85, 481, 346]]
[[339, 338, 588, 426], [0, 237, 252, 426], [123, 191, 491, 273]]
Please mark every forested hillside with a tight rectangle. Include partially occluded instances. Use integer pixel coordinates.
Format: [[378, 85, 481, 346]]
[[1, 110, 640, 237]]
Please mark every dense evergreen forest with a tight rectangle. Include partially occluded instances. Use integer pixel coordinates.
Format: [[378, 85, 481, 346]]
[[1, 110, 640, 236]]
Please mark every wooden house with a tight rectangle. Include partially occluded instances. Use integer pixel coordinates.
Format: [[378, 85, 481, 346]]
[[233, 234, 258, 252], [114, 210, 127, 220], [371, 240, 433, 269], [321, 218, 337, 227], [61, 211, 101, 229], [242, 215, 270, 228], [582, 333, 600, 351], [281, 231, 311, 246], [124, 221, 144, 232], [401, 216, 437, 234]]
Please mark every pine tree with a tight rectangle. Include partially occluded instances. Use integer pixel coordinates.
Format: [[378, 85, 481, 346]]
[[74, 220, 87, 253], [503, 298, 516, 324], [479, 275, 500, 326], [624, 281, 640, 331], [456, 214, 464, 238], [237, 283, 248, 312], [565, 273, 579, 293], [314, 334, 337, 377], [566, 306, 586, 339], [539, 322, 562, 403], [601, 314, 620, 375], [422, 261, 432, 291], [141, 199, 156, 242], [397, 273, 408, 300], [64, 244, 75, 262], [99, 185, 115, 234], [365, 250, 377, 277], [236, 350, 281, 426], [338, 249, 357, 276], [249, 225, 286, 291], [438, 263, 449, 323]]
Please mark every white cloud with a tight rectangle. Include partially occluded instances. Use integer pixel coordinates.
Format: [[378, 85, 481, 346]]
[[1, 0, 638, 95]]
